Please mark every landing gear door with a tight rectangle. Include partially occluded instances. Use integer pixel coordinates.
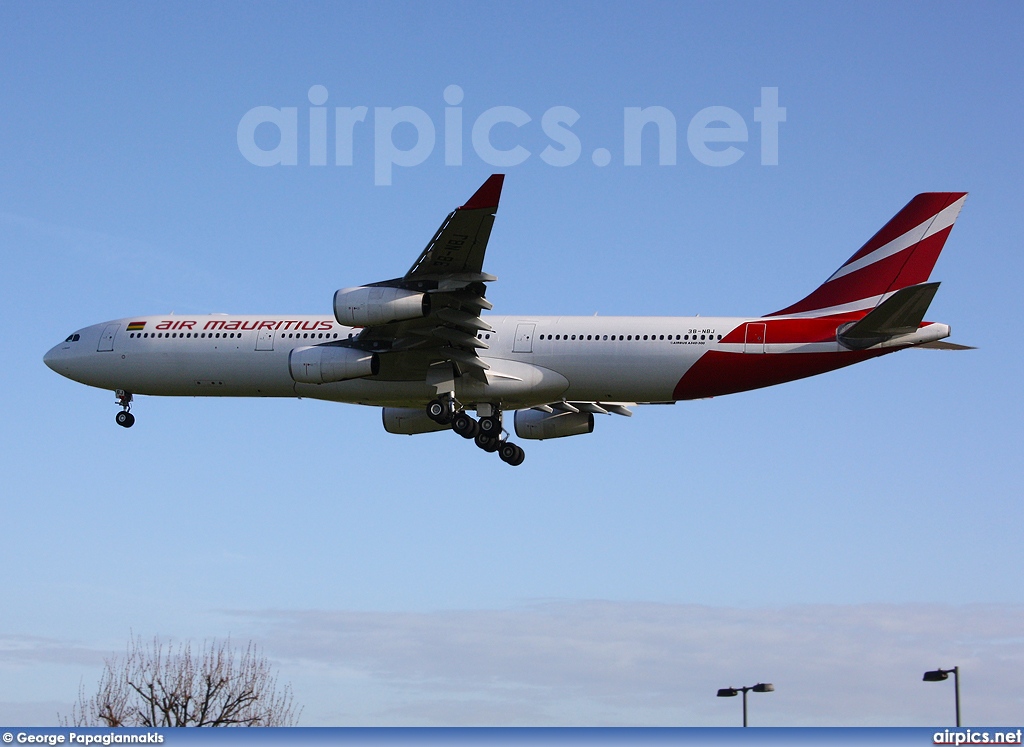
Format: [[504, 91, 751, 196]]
[[513, 323, 536, 353], [97, 323, 118, 352], [256, 329, 274, 351]]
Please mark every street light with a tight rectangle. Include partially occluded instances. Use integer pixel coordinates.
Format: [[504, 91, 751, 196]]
[[923, 666, 960, 726], [717, 682, 774, 726]]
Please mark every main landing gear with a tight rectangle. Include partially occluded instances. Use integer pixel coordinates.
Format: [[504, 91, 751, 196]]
[[114, 389, 135, 428], [426, 398, 525, 466]]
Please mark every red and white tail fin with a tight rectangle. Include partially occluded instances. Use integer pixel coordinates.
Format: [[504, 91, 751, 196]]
[[768, 192, 967, 318]]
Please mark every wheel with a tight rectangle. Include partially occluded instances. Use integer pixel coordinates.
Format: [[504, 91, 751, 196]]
[[479, 415, 501, 435], [427, 399, 452, 424], [499, 441, 520, 464], [426, 399, 446, 422], [475, 433, 500, 452], [498, 442, 525, 466], [115, 411, 135, 428], [452, 412, 479, 439]]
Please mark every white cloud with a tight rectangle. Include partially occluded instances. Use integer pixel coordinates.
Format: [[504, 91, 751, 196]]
[[0, 635, 104, 668], [226, 602, 1024, 726], [3, 605, 1021, 727]]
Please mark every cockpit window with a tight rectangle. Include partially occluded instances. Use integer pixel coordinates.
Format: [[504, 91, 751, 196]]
[[64, 333, 81, 342]]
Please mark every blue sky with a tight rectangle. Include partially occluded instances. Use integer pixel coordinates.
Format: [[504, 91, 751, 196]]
[[1, 0, 1022, 727]]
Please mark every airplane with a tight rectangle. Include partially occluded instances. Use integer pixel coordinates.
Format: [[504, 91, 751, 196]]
[[44, 175, 969, 466]]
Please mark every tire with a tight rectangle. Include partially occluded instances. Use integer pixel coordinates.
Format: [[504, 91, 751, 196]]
[[426, 399, 446, 422], [116, 411, 135, 428], [499, 441, 519, 464], [453, 413, 479, 439], [479, 415, 501, 435], [475, 433, 499, 452]]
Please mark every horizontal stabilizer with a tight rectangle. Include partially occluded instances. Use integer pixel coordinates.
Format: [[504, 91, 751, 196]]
[[915, 340, 976, 351], [838, 282, 940, 350]]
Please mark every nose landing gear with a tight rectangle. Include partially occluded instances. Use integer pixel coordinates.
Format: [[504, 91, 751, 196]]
[[114, 390, 135, 428]]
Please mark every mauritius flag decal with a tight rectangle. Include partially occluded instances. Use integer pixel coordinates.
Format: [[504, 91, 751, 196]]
[[127, 321, 146, 331]]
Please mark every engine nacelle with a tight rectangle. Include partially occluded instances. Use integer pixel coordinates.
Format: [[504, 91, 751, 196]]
[[382, 407, 452, 435], [514, 410, 595, 440], [333, 286, 429, 326], [289, 345, 379, 384]]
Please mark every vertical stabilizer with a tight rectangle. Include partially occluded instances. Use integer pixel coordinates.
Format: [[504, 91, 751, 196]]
[[769, 193, 966, 318]]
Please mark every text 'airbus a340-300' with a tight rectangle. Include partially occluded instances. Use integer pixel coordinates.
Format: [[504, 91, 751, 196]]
[[45, 176, 970, 466]]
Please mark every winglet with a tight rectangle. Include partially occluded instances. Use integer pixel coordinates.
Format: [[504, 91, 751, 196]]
[[460, 174, 504, 211]]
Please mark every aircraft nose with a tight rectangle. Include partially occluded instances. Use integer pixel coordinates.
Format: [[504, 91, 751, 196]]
[[43, 344, 64, 373]]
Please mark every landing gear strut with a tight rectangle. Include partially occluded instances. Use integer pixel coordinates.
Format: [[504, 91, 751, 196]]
[[114, 389, 135, 428]]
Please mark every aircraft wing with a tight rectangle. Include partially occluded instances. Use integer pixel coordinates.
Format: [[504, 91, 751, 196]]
[[404, 174, 503, 281], [343, 175, 504, 381]]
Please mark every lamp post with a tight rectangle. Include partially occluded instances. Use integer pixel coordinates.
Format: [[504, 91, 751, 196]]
[[923, 666, 960, 726], [717, 683, 774, 726]]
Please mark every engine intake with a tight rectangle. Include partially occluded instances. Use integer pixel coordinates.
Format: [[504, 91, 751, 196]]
[[514, 410, 595, 440], [334, 286, 429, 326], [289, 345, 379, 384]]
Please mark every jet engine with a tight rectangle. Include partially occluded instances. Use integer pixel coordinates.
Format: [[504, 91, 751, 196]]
[[333, 286, 429, 326], [514, 410, 595, 440], [382, 407, 452, 434], [289, 345, 379, 384]]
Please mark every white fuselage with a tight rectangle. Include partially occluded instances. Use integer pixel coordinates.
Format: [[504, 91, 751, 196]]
[[43, 313, 749, 409]]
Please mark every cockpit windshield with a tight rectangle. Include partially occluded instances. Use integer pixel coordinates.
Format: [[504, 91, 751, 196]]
[[64, 333, 81, 342]]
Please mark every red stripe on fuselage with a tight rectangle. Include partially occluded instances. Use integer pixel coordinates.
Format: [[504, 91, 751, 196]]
[[673, 348, 888, 400], [719, 317, 857, 345]]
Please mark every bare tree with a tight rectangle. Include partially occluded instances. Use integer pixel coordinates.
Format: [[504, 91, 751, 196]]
[[64, 636, 300, 726]]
